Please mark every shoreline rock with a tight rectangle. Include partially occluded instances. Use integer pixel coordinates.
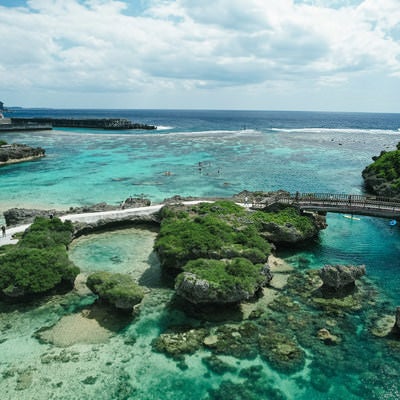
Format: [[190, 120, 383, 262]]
[[3, 197, 152, 226], [361, 144, 400, 198], [0, 143, 45, 165], [86, 271, 145, 313], [318, 264, 366, 290]]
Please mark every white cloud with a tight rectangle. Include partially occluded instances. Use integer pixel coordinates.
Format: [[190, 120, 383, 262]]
[[0, 0, 399, 110]]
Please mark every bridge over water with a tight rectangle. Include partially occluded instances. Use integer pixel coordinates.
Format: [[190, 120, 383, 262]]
[[252, 192, 400, 219]]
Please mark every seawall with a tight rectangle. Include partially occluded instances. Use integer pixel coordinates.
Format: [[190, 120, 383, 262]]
[[11, 118, 156, 130]]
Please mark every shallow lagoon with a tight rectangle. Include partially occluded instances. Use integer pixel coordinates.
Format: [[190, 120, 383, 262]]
[[1, 214, 400, 399], [1, 110, 400, 398]]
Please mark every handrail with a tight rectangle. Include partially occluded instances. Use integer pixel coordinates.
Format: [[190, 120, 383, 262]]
[[251, 192, 400, 218]]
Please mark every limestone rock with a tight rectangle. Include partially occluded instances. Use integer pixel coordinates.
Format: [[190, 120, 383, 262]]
[[317, 328, 340, 345], [3, 202, 120, 226], [152, 328, 207, 358], [261, 263, 273, 284], [394, 307, 400, 333], [371, 315, 396, 337], [318, 264, 366, 290], [3, 208, 59, 226], [176, 272, 252, 304], [175, 271, 258, 305], [0, 143, 45, 164], [86, 271, 145, 312]]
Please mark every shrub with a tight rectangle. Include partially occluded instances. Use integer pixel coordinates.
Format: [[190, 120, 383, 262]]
[[154, 201, 271, 270], [0, 246, 79, 295], [251, 207, 315, 237], [20, 217, 74, 249], [0, 217, 78, 299], [178, 257, 265, 296], [364, 148, 400, 183], [86, 271, 145, 311]]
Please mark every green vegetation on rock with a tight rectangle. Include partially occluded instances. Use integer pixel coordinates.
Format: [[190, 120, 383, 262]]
[[20, 216, 74, 249], [175, 258, 267, 304], [86, 271, 145, 312], [252, 206, 315, 237], [0, 217, 79, 300], [154, 199, 323, 304], [155, 200, 271, 271], [362, 143, 400, 197]]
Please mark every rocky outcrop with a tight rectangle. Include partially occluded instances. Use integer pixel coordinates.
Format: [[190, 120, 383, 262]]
[[152, 327, 208, 359], [362, 168, 397, 197], [317, 328, 341, 345], [259, 218, 321, 244], [175, 261, 271, 305], [175, 272, 252, 304], [394, 307, 400, 334], [257, 209, 326, 244], [318, 264, 366, 290], [121, 197, 151, 208], [3, 203, 119, 227], [3, 197, 151, 226], [362, 146, 400, 198], [3, 208, 60, 226], [0, 143, 45, 165], [86, 271, 145, 313]]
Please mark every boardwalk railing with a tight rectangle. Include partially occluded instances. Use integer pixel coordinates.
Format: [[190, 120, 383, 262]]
[[252, 192, 400, 219]]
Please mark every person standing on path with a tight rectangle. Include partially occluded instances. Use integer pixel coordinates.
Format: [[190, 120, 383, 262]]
[[1, 225, 6, 237]]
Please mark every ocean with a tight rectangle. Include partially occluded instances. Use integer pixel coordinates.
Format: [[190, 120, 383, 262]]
[[1, 109, 400, 399]]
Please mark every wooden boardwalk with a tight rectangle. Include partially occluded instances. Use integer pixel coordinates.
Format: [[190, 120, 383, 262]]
[[252, 192, 400, 219]]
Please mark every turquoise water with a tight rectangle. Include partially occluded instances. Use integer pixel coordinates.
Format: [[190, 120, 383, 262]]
[[1, 120, 398, 210], [1, 110, 400, 399]]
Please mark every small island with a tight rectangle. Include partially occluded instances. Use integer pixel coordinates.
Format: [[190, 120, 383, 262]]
[[154, 198, 324, 305], [362, 142, 400, 198], [0, 142, 45, 165]]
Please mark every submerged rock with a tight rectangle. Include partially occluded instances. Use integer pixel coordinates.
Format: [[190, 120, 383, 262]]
[[393, 307, 400, 335], [318, 264, 366, 290], [371, 315, 396, 337], [258, 332, 306, 374], [152, 327, 207, 359], [201, 355, 236, 375], [317, 328, 341, 345]]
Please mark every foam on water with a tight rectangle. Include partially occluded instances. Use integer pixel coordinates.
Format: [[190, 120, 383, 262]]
[[270, 127, 400, 135]]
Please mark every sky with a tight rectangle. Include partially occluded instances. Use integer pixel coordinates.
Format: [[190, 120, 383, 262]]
[[0, 0, 399, 112]]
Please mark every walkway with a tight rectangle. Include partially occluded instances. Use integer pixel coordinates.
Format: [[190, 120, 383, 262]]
[[1, 193, 399, 247], [0, 200, 212, 247], [253, 192, 400, 219]]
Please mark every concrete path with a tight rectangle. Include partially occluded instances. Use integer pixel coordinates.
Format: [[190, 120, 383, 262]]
[[0, 223, 31, 246], [0, 200, 220, 247]]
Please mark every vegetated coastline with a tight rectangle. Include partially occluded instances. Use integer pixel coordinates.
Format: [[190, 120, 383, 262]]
[[0, 191, 324, 303], [1, 188, 400, 397], [362, 141, 400, 198]]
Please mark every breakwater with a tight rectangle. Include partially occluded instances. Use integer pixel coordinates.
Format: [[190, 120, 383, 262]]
[[0, 122, 52, 131], [11, 117, 156, 130]]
